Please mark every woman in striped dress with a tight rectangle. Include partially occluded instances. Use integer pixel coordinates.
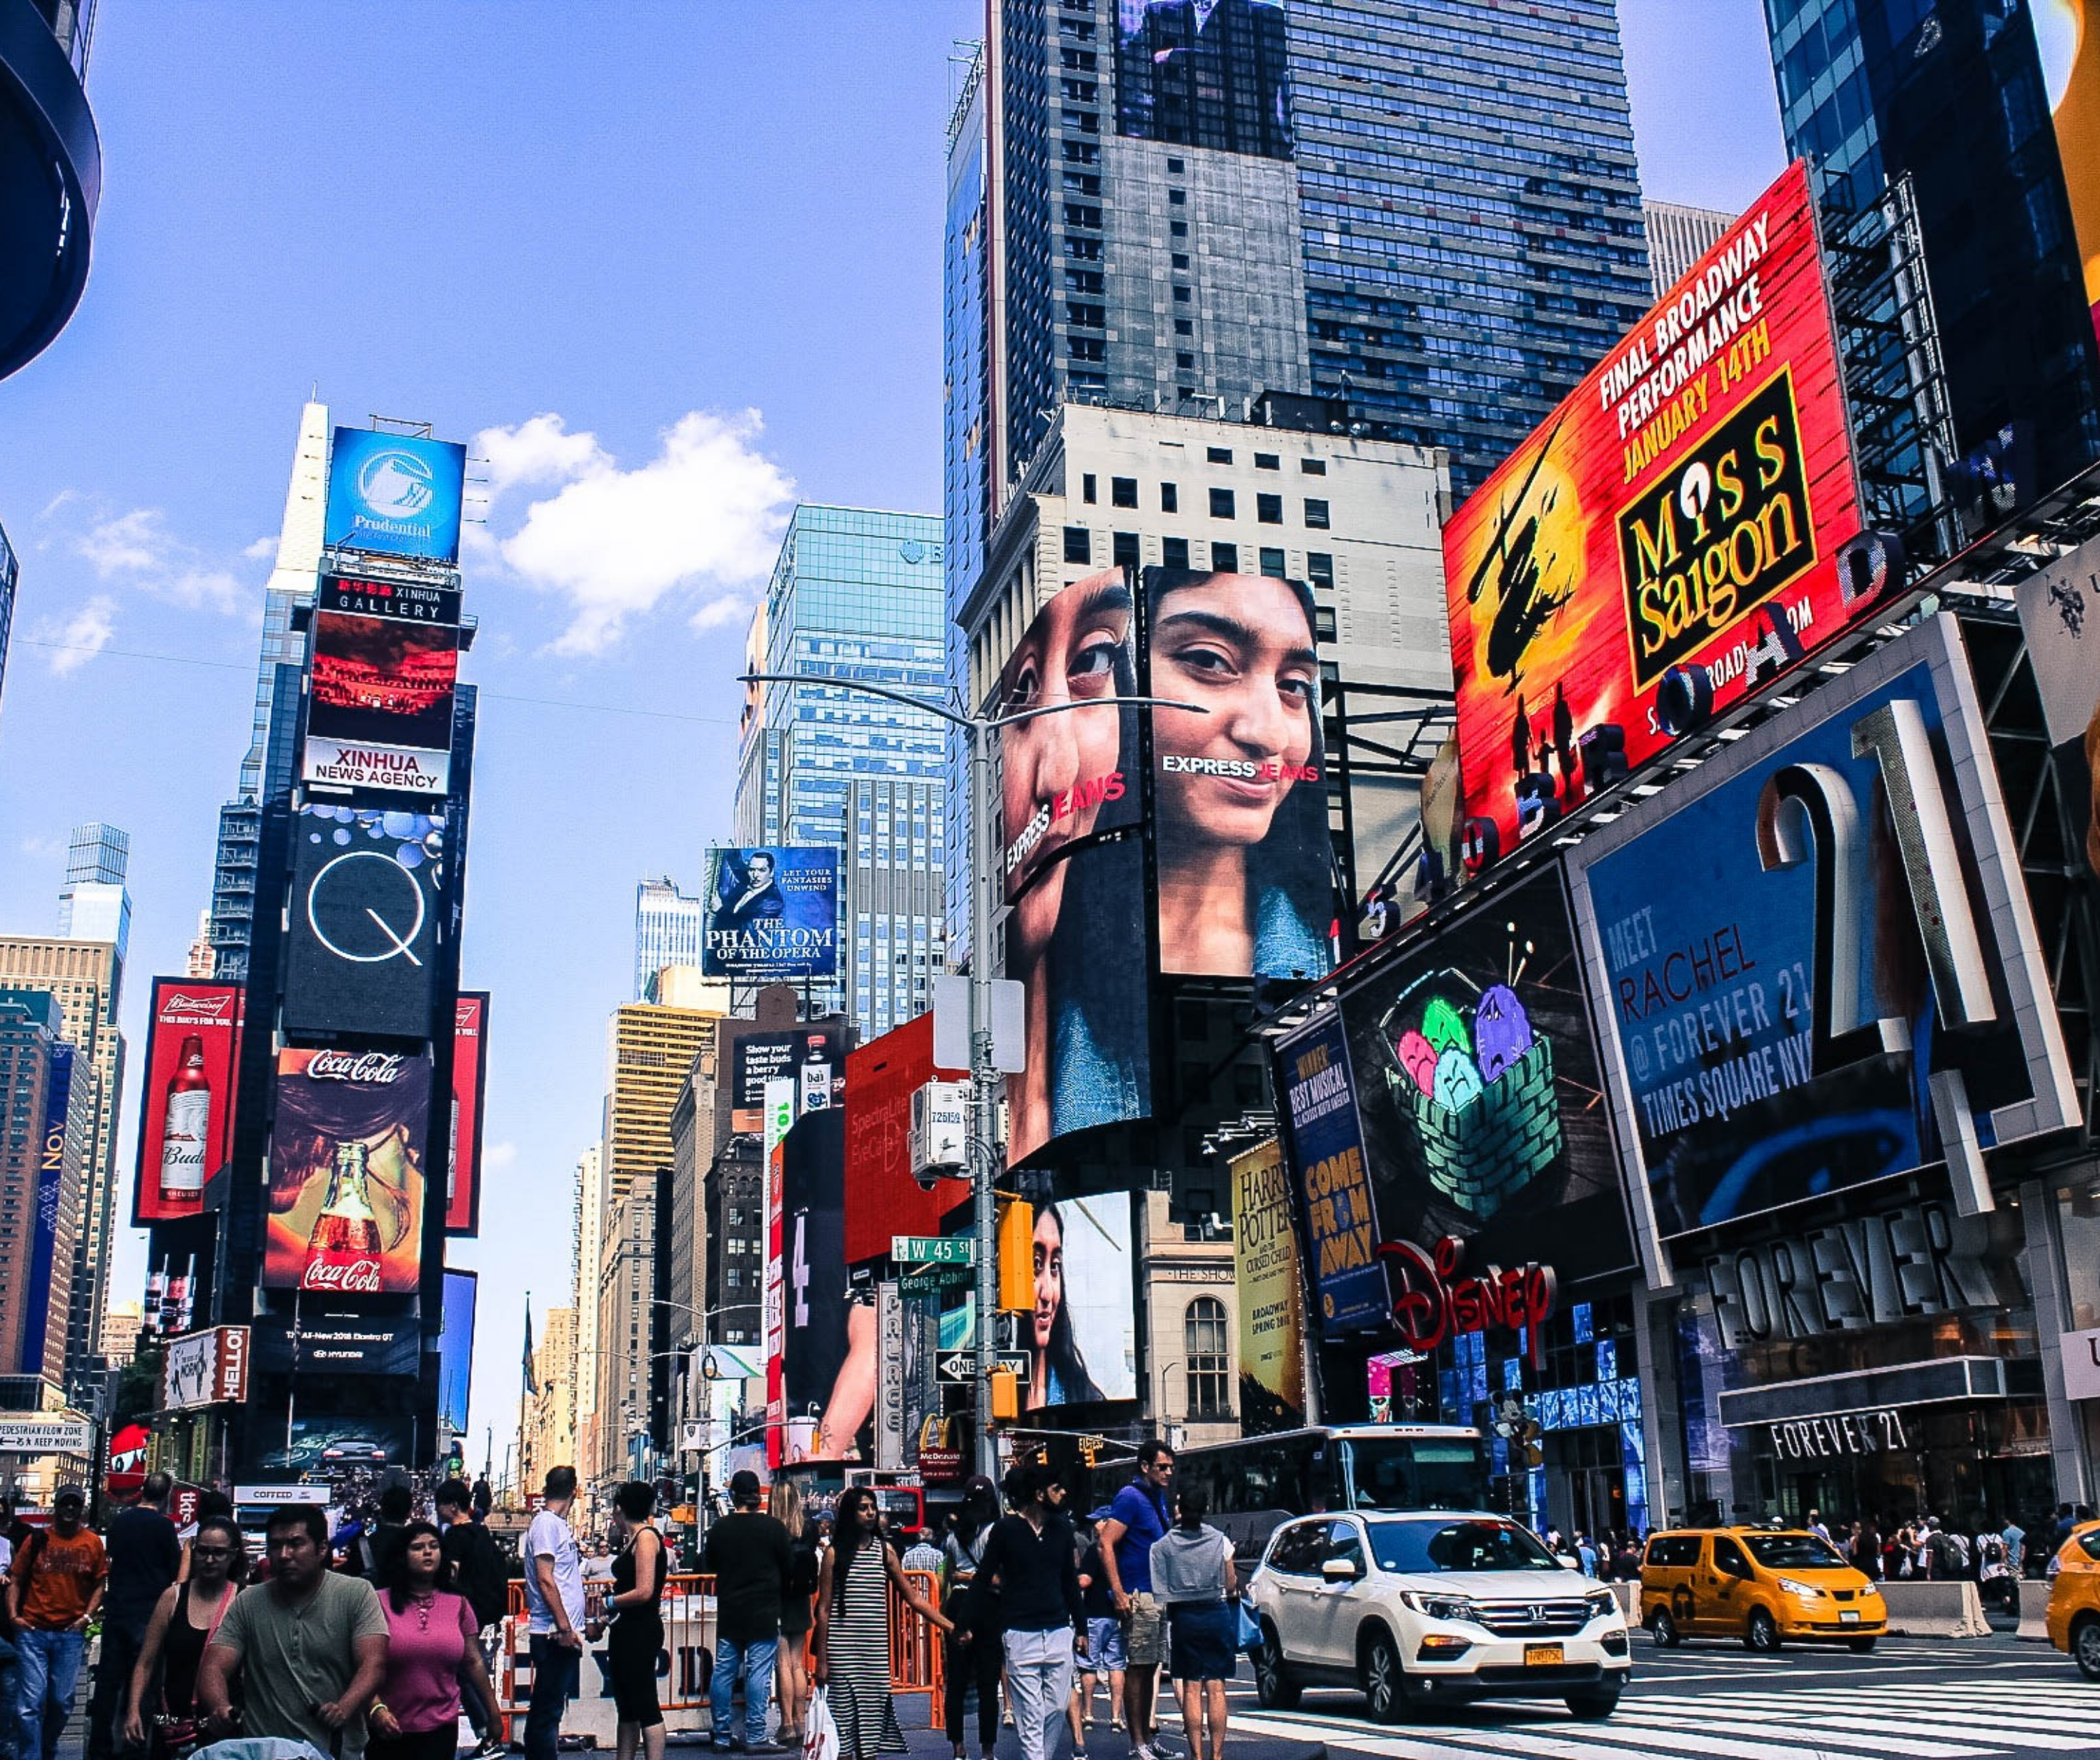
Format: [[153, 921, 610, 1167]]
[[815, 1488, 954, 1760]]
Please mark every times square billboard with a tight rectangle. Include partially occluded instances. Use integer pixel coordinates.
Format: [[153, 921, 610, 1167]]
[[1566, 615, 2077, 1253], [325, 428, 467, 565], [701, 847, 838, 982], [1445, 159, 1878, 870], [997, 564, 1334, 1167], [302, 574, 460, 798], [133, 979, 244, 1225]]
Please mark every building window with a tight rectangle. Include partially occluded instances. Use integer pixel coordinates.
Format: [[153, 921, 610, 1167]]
[[1176, 352, 1194, 369], [1174, 319, 1193, 336], [1113, 532, 1140, 569], [1301, 458, 1327, 475], [1064, 526, 1091, 564], [1171, 220, 1187, 237], [1314, 605, 1338, 642], [1082, 473, 1097, 504], [1111, 477, 1139, 508], [1167, 156, 1184, 172], [1304, 499, 1331, 529], [1173, 285, 1192, 303], [1211, 542, 1239, 571], [1209, 487, 1235, 519], [1172, 253, 1189, 270], [1306, 551, 1334, 590], [1259, 547, 1287, 578], [1254, 453, 1280, 471], [1185, 1297, 1230, 1418], [1162, 537, 1190, 569], [1206, 446, 1232, 464], [1160, 482, 1179, 512], [1169, 189, 1186, 205], [1257, 493, 1283, 524]]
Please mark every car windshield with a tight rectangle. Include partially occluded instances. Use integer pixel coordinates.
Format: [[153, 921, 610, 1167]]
[[1743, 1533, 1848, 1569], [1365, 1518, 1562, 1574], [1344, 1438, 1487, 1511]]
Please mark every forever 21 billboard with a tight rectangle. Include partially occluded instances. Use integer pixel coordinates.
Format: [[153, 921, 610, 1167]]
[[282, 805, 446, 1039]]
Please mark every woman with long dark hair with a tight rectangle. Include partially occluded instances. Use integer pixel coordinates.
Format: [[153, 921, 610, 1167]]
[[122, 1516, 242, 1759], [1146, 569, 1332, 980], [606, 1482, 667, 1760], [941, 1478, 1004, 1760], [368, 1521, 499, 1760], [814, 1488, 951, 1760], [1026, 1205, 1103, 1408]]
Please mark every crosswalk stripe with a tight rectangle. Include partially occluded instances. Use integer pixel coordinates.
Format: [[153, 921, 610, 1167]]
[[1223, 1711, 1709, 1760], [1602, 1710, 1991, 1758], [1627, 1709, 2093, 1751], [1647, 1689, 2096, 1726]]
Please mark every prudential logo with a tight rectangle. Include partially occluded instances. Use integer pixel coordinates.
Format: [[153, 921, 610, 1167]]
[[356, 449, 437, 522], [327, 427, 466, 564]]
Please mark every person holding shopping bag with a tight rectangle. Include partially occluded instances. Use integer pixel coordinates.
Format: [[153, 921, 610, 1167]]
[[813, 1488, 951, 1760]]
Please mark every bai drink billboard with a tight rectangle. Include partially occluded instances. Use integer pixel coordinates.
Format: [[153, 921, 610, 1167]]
[[264, 1048, 430, 1295], [134, 980, 244, 1224]]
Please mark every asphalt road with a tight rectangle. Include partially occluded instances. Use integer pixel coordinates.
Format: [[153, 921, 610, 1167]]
[[892, 1633, 2096, 1760]]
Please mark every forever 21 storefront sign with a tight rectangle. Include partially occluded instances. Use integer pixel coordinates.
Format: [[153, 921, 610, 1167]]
[[1768, 1407, 1908, 1461]]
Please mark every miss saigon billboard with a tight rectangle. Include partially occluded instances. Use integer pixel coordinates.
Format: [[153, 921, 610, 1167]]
[[1444, 159, 1874, 869]]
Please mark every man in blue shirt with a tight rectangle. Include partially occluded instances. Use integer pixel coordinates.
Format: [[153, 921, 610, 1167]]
[[1094, 1441, 1175, 1760]]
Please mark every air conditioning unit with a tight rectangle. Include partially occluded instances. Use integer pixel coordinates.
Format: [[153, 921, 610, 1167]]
[[910, 1081, 971, 1183]]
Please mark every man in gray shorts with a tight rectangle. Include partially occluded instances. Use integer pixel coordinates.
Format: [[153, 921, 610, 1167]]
[[1096, 1442, 1176, 1760]]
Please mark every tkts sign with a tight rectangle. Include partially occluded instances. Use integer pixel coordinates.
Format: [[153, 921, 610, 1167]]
[[1443, 159, 1872, 870]]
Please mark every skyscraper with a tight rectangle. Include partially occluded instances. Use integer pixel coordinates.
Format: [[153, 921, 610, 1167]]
[[634, 878, 705, 1001], [1643, 199, 1738, 298], [941, 0, 1652, 957], [604, 1004, 722, 1206], [56, 822, 131, 965], [207, 402, 330, 980], [0, 991, 85, 1388], [733, 506, 948, 1033], [0, 519, 16, 719], [1763, 0, 2100, 492]]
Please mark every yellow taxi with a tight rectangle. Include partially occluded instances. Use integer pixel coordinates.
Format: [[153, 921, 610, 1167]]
[[1640, 1527, 1886, 1652], [2045, 1518, 2100, 1677]]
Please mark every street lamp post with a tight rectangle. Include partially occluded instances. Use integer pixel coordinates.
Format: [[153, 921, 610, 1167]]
[[741, 670, 1204, 1479]]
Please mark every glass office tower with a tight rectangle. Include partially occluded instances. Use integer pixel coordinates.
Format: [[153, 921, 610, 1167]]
[[733, 506, 948, 1033], [1763, 0, 2100, 490]]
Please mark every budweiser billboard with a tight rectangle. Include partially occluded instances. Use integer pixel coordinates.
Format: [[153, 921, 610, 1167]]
[[133, 980, 244, 1225], [264, 1048, 431, 1295], [447, 992, 488, 1236], [1443, 159, 1871, 870]]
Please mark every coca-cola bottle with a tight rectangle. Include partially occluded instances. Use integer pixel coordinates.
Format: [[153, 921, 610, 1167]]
[[157, 1035, 211, 1212], [303, 1141, 385, 1294]]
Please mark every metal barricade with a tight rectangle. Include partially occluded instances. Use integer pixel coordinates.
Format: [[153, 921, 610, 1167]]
[[891, 1568, 946, 1719]]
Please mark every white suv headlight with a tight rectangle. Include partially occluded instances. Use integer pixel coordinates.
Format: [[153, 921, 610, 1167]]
[[1583, 1589, 1618, 1619], [1775, 1576, 1823, 1599], [1399, 1590, 1481, 1624]]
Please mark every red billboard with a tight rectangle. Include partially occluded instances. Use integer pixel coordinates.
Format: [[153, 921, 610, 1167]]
[[1443, 159, 1871, 868], [302, 602, 459, 797], [264, 1048, 430, 1295], [843, 1013, 966, 1264], [133, 980, 244, 1225], [446, 992, 488, 1236]]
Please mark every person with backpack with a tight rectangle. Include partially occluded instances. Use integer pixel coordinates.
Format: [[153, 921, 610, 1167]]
[[1976, 1524, 2011, 1610], [770, 1481, 818, 1751], [11, 1486, 107, 1760], [437, 1479, 509, 1757]]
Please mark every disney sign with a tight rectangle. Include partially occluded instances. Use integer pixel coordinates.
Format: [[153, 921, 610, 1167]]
[[1376, 1234, 1557, 1368]]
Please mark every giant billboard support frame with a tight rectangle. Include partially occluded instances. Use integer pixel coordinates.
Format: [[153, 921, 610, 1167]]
[[1565, 612, 2078, 1287]]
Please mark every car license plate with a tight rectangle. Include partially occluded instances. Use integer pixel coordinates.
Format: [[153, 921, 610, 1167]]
[[1525, 1644, 1565, 1667], [1840, 1611, 1860, 1624]]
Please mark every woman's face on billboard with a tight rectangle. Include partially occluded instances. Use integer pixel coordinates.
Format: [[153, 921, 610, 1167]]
[[1033, 1207, 1065, 1349], [1001, 572, 1131, 942], [1152, 573, 1318, 848]]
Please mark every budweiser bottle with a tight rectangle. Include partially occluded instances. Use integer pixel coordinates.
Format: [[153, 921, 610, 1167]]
[[304, 1141, 385, 1293], [157, 1035, 212, 1211]]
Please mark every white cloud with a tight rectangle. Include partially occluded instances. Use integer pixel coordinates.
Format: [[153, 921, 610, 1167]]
[[39, 595, 117, 675], [474, 410, 793, 654], [17, 834, 64, 862], [71, 507, 239, 611], [243, 535, 277, 560], [690, 594, 753, 635], [484, 1142, 517, 1170]]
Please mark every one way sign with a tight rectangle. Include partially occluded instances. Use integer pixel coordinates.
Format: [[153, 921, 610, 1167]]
[[937, 1351, 1031, 1384]]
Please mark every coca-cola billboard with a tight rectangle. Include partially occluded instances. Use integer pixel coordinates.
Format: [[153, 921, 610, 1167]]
[[264, 1047, 430, 1295], [133, 980, 244, 1225], [447, 992, 487, 1236]]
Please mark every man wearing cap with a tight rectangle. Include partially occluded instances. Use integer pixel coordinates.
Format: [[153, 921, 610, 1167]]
[[9, 1486, 108, 1760], [701, 1471, 791, 1751]]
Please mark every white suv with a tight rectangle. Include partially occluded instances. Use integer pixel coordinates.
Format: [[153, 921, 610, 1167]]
[[1246, 1511, 1631, 1721]]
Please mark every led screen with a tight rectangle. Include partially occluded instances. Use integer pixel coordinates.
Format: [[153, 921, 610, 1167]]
[[1026, 1192, 1136, 1407], [782, 1110, 859, 1460], [1444, 160, 1868, 871], [1568, 615, 2077, 1241], [446, 992, 487, 1235], [325, 428, 467, 565], [282, 805, 445, 1040], [702, 847, 839, 981], [1143, 566, 1332, 978], [730, 1029, 843, 1135], [2038, 0, 2100, 344], [1115, 0, 1292, 159], [264, 1047, 431, 1294], [440, 1268, 477, 1435], [1232, 1138, 1307, 1433], [133, 980, 243, 1224], [843, 1013, 966, 1264]]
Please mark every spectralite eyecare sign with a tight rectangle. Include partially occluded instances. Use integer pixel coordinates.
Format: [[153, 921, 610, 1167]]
[[133, 979, 243, 1225], [1443, 159, 1870, 869], [1567, 614, 2079, 1246]]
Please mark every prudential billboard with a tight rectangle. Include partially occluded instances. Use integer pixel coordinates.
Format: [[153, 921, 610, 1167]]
[[325, 429, 467, 565]]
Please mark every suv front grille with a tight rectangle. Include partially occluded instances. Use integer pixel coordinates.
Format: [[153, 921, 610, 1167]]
[[1473, 1599, 1592, 1638]]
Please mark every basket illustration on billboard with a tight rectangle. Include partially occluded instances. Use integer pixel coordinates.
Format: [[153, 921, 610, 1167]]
[[1377, 968, 1562, 1221]]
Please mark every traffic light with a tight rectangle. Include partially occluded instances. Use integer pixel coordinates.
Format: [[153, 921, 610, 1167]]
[[990, 1368, 1020, 1421], [998, 1200, 1036, 1312]]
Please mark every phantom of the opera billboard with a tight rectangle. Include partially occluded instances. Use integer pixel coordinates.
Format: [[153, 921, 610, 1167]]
[[1273, 863, 1634, 1342], [702, 847, 839, 982], [264, 1048, 432, 1296], [1443, 159, 1873, 870], [1567, 614, 2078, 1248]]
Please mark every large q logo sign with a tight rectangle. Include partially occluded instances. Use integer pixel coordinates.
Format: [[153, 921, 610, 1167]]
[[357, 448, 437, 519]]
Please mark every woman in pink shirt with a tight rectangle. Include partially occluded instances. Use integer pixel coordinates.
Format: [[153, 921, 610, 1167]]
[[370, 1521, 500, 1760]]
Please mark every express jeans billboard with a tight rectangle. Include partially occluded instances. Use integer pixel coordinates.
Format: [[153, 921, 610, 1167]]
[[703, 847, 838, 981], [1568, 615, 2077, 1243]]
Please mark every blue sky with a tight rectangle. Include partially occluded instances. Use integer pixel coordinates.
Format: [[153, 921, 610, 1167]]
[[0, 3, 1783, 1467]]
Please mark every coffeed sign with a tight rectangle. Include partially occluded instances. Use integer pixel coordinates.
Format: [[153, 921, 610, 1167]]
[[1702, 1198, 1998, 1350], [1768, 1406, 1908, 1461]]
